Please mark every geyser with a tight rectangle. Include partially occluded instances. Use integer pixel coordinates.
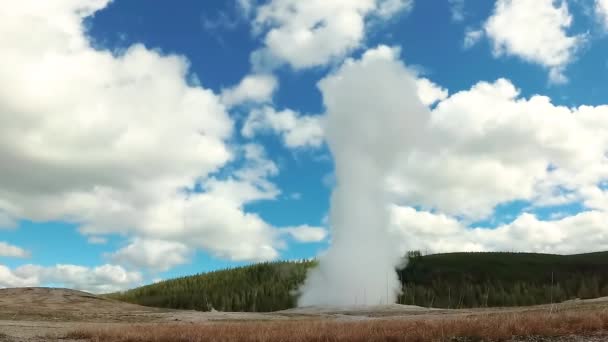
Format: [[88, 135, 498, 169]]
[[298, 46, 430, 307]]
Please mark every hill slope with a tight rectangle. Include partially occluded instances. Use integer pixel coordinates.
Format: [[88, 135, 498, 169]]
[[108, 252, 608, 312], [399, 251, 608, 308], [0, 287, 161, 321], [107, 260, 314, 312]]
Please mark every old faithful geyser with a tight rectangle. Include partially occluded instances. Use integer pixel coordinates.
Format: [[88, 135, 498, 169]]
[[298, 46, 430, 307]]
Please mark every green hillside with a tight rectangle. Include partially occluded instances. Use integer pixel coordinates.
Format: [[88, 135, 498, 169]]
[[399, 251, 608, 308], [107, 252, 608, 312], [107, 260, 315, 312]]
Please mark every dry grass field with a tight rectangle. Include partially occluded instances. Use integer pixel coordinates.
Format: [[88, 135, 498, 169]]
[[67, 309, 608, 342], [1, 288, 608, 341]]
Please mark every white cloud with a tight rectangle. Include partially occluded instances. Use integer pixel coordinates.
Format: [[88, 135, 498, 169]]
[[416, 78, 448, 106], [596, 0, 608, 30], [0, 242, 29, 258], [391, 206, 608, 255], [0, 265, 38, 288], [463, 28, 483, 49], [1, 264, 141, 293], [483, 0, 584, 83], [389, 78, 608, 219], [376, 0, 414, 19], [282, 226, 328, 243], [242, 106, 324, 148], [79, 144, 285, 262], [251, 0, 414, 69], [109, 239, 191, 272], [0, 0, 307, 266], [221, 74, 278, 108]]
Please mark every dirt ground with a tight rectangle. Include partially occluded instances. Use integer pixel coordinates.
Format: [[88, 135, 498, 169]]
[[0, 287, 606, 341]]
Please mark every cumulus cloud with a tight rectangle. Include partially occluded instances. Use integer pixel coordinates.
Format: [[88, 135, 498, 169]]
[[483, 0, 584, 83], [389, 78, 608, 219], [596, 0, 608, 30], [0, 264, 141, 293], [0, 266, 38, 288], [282, 226, 328, 243], [391, 206, 608, 255], [79, 144, 286, 262], [109, 239, 192, 272], [0, 242, 29, 258], [221, 74, 278, 108], [416, 78, 449, 106], [242, 106, 324, 148], [0, 0, 307, 272], [251, 0, 414, 69]]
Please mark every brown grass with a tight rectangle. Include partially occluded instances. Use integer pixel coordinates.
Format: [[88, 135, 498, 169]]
[[68, 309, 608, 342]]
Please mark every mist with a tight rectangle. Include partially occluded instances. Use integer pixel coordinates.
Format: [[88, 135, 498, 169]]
[[298, 46, 431, 307]]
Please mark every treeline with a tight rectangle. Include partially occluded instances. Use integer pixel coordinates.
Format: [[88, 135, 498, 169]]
[[397, 251, 608, 308], [107, 251, 608, 312], [106, 260, 315, 312]]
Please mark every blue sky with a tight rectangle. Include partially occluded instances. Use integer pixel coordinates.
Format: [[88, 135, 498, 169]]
[[1, 0, 608, 292]]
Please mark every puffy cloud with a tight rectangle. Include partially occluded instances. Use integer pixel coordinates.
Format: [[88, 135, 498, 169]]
[[0, 266, 38, 288], [391, 206, 608, 255], [596, 0, 608, 30], [483, 0, 584, 83], [1, 264, 141, 293], [376, 0, 414, 18], [109, 239, 192, 272], [80, 144, 286, 262], [251, 0, 414, 69], [1, 1, 229, 225], [389, 78, 608, 219], [282, 226, 328, 243], [416, 78, 449, 106], [0, 242, 29, 258], [242, 106, 324, 148], [221, 74, 278, 108], [0, 0, 305, 265]]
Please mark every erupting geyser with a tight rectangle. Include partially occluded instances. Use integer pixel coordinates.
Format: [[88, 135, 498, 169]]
[[298, 46, 430, 307]]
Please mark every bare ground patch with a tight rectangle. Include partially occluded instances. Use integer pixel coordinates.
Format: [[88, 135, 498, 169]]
[[1, 288, 608, 341]]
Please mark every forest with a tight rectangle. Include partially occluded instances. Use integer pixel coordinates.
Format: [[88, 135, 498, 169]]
[[106, 251, 608, 312]]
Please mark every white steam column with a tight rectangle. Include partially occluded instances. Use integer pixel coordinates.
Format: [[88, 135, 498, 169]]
[[298, 46, 430, 307]]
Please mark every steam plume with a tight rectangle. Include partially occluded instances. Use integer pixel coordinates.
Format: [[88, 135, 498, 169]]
[[298, 46, 430, 307]]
